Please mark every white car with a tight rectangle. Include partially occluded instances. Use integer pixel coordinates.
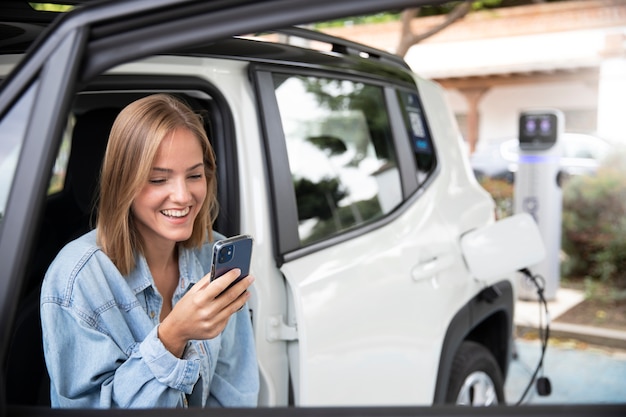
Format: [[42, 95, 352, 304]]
[[471, 133, 614, 183], [0, 0, 544, 412]]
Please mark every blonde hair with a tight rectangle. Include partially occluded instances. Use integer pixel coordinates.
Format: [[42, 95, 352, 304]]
[[96, 94, 218, 275]]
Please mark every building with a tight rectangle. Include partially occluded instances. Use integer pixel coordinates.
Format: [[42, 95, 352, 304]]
[[320, 0, 626, 153]]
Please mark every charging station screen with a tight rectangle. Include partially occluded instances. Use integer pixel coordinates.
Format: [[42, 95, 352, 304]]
[[519, 113, 558, 150]]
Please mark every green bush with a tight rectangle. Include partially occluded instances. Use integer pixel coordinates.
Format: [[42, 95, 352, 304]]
[[561, 150, 626, 289]]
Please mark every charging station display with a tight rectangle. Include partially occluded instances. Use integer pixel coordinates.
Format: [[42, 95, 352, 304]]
[[514, 110, 563, 300], [519, 112, 559, 150]]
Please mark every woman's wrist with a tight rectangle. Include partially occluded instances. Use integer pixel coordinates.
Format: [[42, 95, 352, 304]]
[[157, 320, 187, 358]]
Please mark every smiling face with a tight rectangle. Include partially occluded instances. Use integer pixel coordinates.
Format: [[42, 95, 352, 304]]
[[131, 127, 208, 251]]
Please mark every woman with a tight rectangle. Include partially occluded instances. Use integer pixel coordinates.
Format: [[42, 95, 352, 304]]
[[41, 94, 259, 408]]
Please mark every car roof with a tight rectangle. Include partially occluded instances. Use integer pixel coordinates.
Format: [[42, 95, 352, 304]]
[[175, 37, 415, 85], [0, 2, 415, 89]]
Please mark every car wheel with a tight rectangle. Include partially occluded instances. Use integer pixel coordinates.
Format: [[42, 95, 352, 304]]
[[446, 340, 504, 406]]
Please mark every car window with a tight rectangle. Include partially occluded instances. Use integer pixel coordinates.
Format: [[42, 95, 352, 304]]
[[48, 116, 74, 195], [0, 82, 37, 224], [273, 73, 402, 245]]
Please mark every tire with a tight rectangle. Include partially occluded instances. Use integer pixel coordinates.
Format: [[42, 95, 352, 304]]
[[445, 340, 505, 406]]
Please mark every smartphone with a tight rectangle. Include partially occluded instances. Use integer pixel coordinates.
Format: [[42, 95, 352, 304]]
[[209, 234, 253, 292]]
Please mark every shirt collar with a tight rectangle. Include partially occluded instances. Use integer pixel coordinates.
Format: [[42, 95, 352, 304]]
[[126, 254, 154, 295]]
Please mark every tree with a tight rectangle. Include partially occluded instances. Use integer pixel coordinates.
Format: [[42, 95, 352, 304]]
[[396, 1, 473, 57], [395, 0, 558, 57]]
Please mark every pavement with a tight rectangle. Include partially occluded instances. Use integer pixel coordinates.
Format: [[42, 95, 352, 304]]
[[514, 287, 626, 349], [506, 337, 626, 405]]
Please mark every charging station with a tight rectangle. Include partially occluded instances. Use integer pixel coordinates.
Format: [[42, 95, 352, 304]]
[[514, 109, 564, 301]]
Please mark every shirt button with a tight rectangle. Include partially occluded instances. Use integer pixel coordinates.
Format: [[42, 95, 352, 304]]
[[150, 311, 156, 318]]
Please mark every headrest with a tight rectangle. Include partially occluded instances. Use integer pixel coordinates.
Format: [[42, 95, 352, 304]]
[[66, 107, 120, 215]]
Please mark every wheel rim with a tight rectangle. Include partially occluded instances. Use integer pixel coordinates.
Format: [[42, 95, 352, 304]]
[[456, 370, 499, 406]]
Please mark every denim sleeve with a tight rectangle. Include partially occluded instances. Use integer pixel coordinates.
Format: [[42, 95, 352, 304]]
[[207, 304, 260, 407], [41, 301, 200, 408]]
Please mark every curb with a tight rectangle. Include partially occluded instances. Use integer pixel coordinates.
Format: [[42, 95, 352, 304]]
[[514, 287, 626, 350], [516, 322, 626, 350]]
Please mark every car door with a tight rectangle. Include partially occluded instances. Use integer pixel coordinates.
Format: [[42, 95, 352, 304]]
[[253, 66, 462, 405], [280, 207, 457, 407]]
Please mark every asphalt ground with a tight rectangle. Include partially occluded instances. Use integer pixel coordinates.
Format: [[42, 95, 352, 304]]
[[506, 338, 626, 405]]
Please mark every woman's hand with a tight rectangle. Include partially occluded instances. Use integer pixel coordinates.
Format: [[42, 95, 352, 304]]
[[158, 269, 254, 357]]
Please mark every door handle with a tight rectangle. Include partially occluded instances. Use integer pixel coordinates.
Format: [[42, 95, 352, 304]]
[[411, 254, 454, 282]]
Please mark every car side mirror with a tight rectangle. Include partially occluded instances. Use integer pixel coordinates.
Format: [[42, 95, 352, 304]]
[[460, 213, 545, 282]]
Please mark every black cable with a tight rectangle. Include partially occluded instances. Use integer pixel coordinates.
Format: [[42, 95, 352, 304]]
[[515, 268, 551, 406]]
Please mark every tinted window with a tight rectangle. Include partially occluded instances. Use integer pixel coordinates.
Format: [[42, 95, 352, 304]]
[[48, 115, 74, 195], [0, 83, 37, 224], [273, 74, 402, 245]]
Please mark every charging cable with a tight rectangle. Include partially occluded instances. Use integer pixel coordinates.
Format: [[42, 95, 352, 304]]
[[515, 268, 552, 405]]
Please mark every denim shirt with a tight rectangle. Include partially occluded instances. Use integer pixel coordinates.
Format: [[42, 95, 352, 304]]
[[40, 230, 259, 408]]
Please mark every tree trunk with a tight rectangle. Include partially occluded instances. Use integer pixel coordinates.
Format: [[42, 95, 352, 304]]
[[396, 1, 473, 57]]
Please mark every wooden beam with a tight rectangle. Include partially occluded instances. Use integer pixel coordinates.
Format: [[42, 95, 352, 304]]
[[434, 67, 600, 90]]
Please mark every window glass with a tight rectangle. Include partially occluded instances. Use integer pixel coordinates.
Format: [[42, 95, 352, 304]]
[[0, 83, 37, 225], [273, 74, 402, 245], [397, 90, 436, 182], [48, 115, 74, 195]]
